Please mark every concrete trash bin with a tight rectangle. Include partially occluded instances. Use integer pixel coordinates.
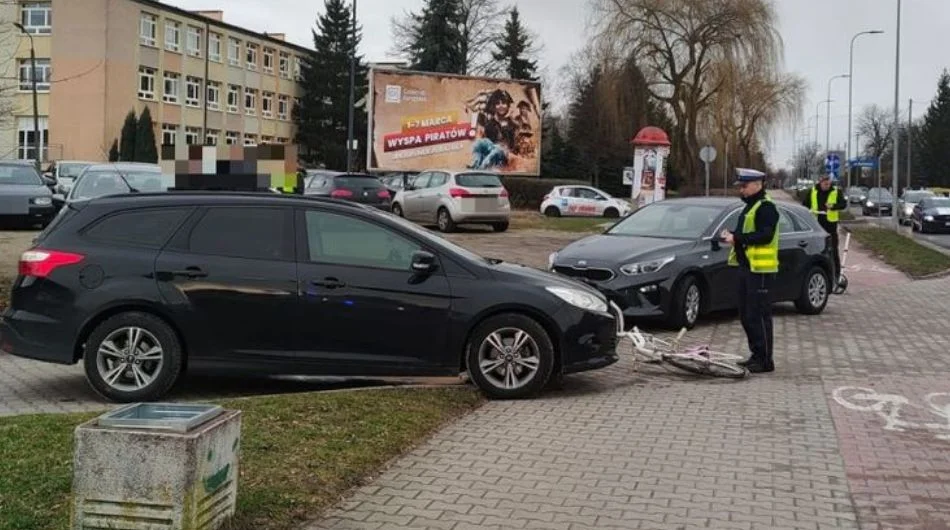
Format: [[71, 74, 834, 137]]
[[71, 403, 242, 530]]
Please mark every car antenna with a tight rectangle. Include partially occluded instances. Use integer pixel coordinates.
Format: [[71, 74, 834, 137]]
[[97, 146, 139, 193]]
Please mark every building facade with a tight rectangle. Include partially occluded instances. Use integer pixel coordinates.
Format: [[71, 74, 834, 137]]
[[1, 0, 307, 164]]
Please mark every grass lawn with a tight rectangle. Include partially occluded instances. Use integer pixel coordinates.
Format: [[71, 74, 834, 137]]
[[0, 275, 9, 312], [510, 212, 613, 233], [838, 209, 856, 221], [0, 387, 482, 530], [848, 226, 950, 278]]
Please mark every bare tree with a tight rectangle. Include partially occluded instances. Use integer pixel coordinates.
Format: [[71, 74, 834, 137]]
[[591, 0, 784, 182], [390, 0, 505, 75], [856, 104, 896, 161]]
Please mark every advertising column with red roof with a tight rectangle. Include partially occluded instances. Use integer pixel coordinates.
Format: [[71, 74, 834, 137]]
[[628, 126, 671, 208]]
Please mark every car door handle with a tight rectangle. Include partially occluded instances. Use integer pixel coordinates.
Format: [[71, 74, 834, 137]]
[[311, 277, 346, 289], [169, 266, 208, 278], [797, 240, 809, 248]]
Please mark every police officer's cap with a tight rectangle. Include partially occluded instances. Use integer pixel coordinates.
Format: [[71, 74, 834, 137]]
[[733, 168, 766, 184]]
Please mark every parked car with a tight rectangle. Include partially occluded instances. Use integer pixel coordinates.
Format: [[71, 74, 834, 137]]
[[64, 163, 166, 204], [846, 186, 868, 205], [391, 170, 511, 232], [898, 189, 935, 225], [0, 192, 618, 402], [0, 160, 57, 228], [46, 160, 94, 196], [540, 185, 633, 218], [302, 172, 392, 210], [911, 196, 950, 233], [548, 197, 834, 329], [379, 173, 416, 198], [862, 188, 894, 217]]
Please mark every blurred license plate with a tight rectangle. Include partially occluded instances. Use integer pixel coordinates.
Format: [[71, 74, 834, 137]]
[[473, 197, 497, 211]]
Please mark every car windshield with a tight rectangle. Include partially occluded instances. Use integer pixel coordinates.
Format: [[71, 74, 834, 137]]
[[847, 188, 865, 195], [868, 189, 893, 201], [59, 163, 90, 178], [335, 176, 383, 189], [923, 198, 950, 208], [606, 202, 724, 239], [71, 170, 166, 200], [0, 164, 43, 186], [904, 191, 934, 202], [456, 173, 503, 188]]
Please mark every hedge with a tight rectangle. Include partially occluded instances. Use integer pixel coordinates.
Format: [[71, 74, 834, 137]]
[[500, 177, 588, 209]]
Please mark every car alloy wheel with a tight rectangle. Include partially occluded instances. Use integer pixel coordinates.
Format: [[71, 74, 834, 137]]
[[437, 208, 456, 232], [477, 327, 541, 391], [684, 284, 700, 325], [392, 203, 403, 217], [96, 326, 165, 392], [807, 272, 827, 309]]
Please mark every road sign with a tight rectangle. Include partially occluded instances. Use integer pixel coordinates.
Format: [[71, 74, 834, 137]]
[[699, 145, 717, 163], [848, 157, 879, 169]]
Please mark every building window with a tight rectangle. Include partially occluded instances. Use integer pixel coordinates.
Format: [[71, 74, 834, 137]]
[[277, 95, 289, 120], [17, 116, 49, 161], [185, 127, 201, 145], [209, 33, 222, 62], [164, 20, 180, 52], [20, 2, 52, 35], [278, 52, 290, 77], [163, 72, 180, 104], [276, 137, 288, 144], [243, 134, 258, 146], [138, 66, 156, 100], [225, 131, 240, 145], [263, 48, 274, 73], [206, 129, 219, 145], [185, 76, 202, 107], [227, 84, 240, 113], [245, 43, 258, 70], [227, 38, 240, 66], [187, 26, 202, 57], [244, 88, 257, 116], [162, 124, 177, 146], [18, 59, 51, 92], [260, 135, 274, 144], [207, 81, 221, 111], [262, 92, 274, 118], [140, 13, 157, 46]]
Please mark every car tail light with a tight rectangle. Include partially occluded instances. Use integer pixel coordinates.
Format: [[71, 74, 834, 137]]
[[377, 189, 391, 199], [449, 187, 472, 198], [500, 188, 509, 198], [19, 250, 85, 278], [331, 189, 354, 198]]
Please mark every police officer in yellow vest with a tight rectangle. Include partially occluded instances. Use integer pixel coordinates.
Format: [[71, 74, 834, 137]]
[[802, 174, 847, 283], [720, 168, 779, 374]]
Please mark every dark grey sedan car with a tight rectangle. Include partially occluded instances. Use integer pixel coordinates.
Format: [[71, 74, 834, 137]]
[[0, 160, 56, 227]]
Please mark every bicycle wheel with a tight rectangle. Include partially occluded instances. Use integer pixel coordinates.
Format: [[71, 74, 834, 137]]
[[664, 354, 748, 379]]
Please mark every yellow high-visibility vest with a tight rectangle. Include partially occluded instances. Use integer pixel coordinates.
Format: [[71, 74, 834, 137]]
[[727, 196, 779, 273], [810, 188, 839, 222]]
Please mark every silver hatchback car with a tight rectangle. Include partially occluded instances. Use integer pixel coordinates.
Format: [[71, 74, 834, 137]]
[[392, 170, 511, 232]]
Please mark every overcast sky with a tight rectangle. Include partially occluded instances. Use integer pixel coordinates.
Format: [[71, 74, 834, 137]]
[[166, 0, 950, 171]]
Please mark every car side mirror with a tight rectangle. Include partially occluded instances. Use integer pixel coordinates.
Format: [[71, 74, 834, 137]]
[[410, 250, 437, 274], [702, 235, 722, 251]]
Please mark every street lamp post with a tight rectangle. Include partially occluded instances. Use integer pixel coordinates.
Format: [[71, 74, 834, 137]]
[[14, 23, 41, 173], [826, 74, 849, 156], [345, 0, 357, 172], [846, 30, 884, 189], [891, 0, 902, 226]]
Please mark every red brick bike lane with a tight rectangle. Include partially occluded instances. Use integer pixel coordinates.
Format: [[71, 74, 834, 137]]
[[824, 376, 950, 530]]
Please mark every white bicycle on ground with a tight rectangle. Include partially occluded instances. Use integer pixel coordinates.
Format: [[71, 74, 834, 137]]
[[609, 301, 749, 379]]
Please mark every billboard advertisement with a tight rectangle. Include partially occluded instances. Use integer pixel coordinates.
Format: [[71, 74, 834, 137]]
[[367, 68, 542, 175]]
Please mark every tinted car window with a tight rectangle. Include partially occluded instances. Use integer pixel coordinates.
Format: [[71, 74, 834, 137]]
[[428, 173, 447, 187], [84, 208, 191, 248], [189, 207, 290, 260], [59, 163, 90, 178], [922, 198, 950, 208], [0, 164, 42, 186], [575, 188, 601, 200], [71, 170, 166, 199], [455, 173, 503, 188], [903, 191, 933, 202], [307, 177, 326, 189], [777, 209, 796, 234], [334, 176, 383, 189], [608, 202, 723, 239], [305, 210, 421, 270]]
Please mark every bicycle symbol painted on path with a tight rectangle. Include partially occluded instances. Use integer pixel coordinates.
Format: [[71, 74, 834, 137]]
[[832, 386, 950, 441]]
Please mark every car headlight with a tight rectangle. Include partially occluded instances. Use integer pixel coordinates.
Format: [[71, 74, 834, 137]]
[[925, 215, 934, 221], [31, 197, 52, 206], [620, 255, 675, 276], [545, 286, 608, 313], [547, 252, 557, 271], [866, 201, 874, 207]]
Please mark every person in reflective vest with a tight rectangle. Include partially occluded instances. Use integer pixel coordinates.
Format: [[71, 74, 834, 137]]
[[721, 168, 779, 374], [802, 174, 847, 283]]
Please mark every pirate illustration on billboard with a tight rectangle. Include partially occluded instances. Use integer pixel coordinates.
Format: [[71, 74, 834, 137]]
[[465, 86, 540, 171]]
